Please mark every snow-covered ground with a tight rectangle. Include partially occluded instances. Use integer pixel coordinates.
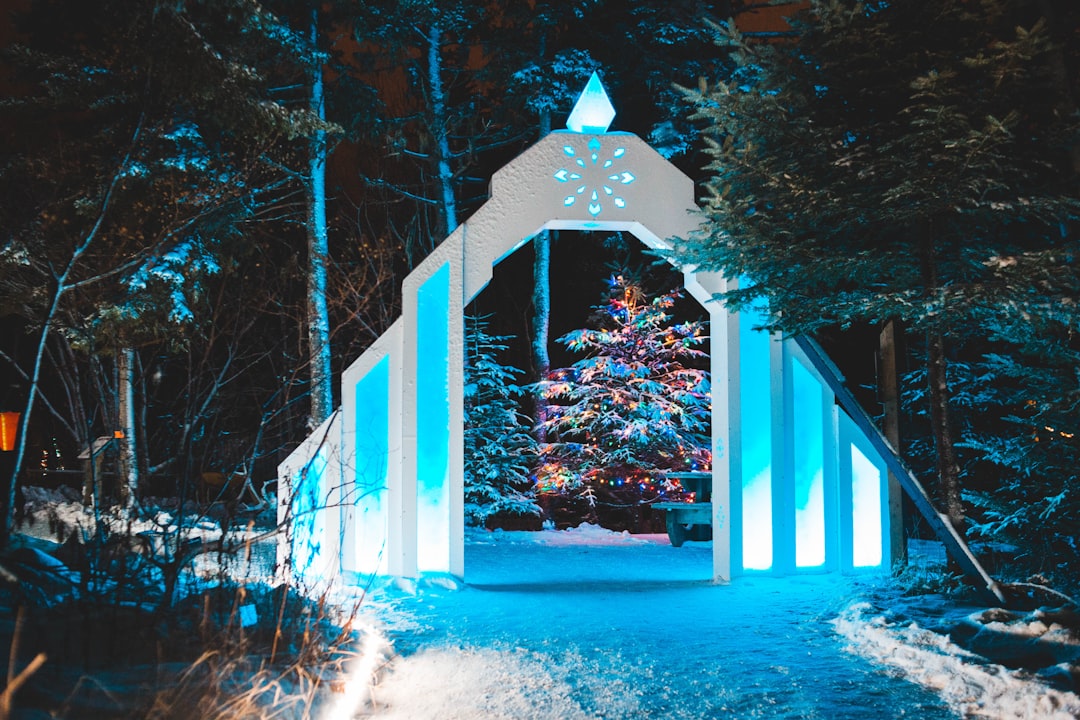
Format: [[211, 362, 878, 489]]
[[834, 601, 1080, 720], [351, 525, 1080, 720], [9, 490, 1080, 719]]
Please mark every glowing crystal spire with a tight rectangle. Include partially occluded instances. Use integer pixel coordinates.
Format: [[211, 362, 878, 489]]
[[566, 72, 615, 134]]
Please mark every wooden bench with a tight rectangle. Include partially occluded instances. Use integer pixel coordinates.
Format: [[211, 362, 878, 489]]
[[654, 501, 712, 547], [654, 471, 713, 547]]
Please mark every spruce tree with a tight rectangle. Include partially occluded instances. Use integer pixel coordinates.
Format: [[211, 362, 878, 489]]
[[464, 315, 540, 529], [675, 1, 1080, 537], [535, 273, 711, 519]]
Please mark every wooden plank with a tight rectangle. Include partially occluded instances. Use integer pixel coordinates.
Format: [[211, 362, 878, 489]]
[[76, 436, 115, 460], [879, 320, 907, 566], [654, 502, 713, 523]]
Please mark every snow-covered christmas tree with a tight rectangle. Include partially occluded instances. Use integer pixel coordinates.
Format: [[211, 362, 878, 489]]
[[534, 273, 711, 524], [464, 315, 541, 529]]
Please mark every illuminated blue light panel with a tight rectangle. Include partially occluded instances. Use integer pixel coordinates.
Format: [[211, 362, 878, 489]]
[[354, 356, 390, 574], [293, 447, 327, 579], [740, 308, 773, 571], [792, 360, 825, 568], [851, 444, 884, 568], [416, 263, 451, 572]]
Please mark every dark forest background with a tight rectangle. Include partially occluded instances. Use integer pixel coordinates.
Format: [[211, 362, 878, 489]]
[[1, 0, 1078, 589]]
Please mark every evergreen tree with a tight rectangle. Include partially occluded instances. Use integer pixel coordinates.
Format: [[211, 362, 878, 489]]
[[944, 292, 1080, 579], [675, 1, 1080, 537], [464, 315, 540, 528], [535, 273, 711, 517], [304, 7, 333, 429]]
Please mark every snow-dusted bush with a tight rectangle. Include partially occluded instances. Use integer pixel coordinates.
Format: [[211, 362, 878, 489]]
[[464, 315, 540, 528]]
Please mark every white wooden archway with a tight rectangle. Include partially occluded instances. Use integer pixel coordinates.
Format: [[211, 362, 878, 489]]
[[278, 76, 899, 587]]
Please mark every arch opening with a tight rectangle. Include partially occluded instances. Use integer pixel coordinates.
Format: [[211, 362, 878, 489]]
[[278, 129, 895, 590], [464, 229, 715, 584]]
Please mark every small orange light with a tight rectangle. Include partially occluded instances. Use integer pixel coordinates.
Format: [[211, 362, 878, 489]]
[[113, 430, 125, 439], [0, 412, 19, 452]]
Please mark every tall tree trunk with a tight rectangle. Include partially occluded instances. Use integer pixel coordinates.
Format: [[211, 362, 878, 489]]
[[307, 11, 332, 427], [532, 111, 553, 442], [428, 21, 457, 238], [879, 320, 906, 564], [926, 331, 964, 532], [920, 221, 965, 534], [118, 347, 139, 512], [532, 231, 551, 441]]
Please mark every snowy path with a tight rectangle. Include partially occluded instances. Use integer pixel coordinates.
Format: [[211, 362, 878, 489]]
[[364, 528, 956, 719]]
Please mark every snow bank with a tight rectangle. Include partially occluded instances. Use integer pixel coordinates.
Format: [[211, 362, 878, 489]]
[[17, 485, 279, 588], [834, 601, 1080, 719], [367, 639, 652, 716], [369, 647, 589, 719], [21, 486, 222, 542]]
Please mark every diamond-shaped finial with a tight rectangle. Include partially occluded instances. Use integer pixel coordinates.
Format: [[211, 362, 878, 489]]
[[566, 72, 615, 134]]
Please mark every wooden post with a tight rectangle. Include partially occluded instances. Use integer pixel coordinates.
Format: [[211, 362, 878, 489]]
[[879, 320, 906, 567], [772, 336, 795, 575]]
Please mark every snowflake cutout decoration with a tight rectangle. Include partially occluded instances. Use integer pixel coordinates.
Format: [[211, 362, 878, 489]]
[[554, 138, 636, 217]]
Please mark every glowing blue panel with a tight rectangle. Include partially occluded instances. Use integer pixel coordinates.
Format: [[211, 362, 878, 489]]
[[793, 361, 825, 568], [416, 263, 451, 572], [354, 356, 390, 574], [566, 72, 616, 133], [740, 308, 772, 571], [851, 444, 884, 568], [292, 447, 327, 579]]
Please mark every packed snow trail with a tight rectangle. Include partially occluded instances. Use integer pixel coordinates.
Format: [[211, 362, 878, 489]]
[[364, 527, 957, 719]]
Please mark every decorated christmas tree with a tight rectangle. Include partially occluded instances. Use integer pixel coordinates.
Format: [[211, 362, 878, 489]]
[[464, 315, 541, 529], [534, 272, 711, 525]]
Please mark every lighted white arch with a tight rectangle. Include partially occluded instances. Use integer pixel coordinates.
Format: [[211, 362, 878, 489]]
[[393, 125, 727, 580], [278, 75, 897, 586]]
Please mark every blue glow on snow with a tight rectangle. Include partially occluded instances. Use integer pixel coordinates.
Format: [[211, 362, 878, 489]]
[[740, 308, 772, 571], [851, 444, 884, 568], [293, 447, 328, 579], [416, 263, 451, 572], [354, 356, 390, 575], [566, 72, 615, 133], [792, 360, 825, 568]]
